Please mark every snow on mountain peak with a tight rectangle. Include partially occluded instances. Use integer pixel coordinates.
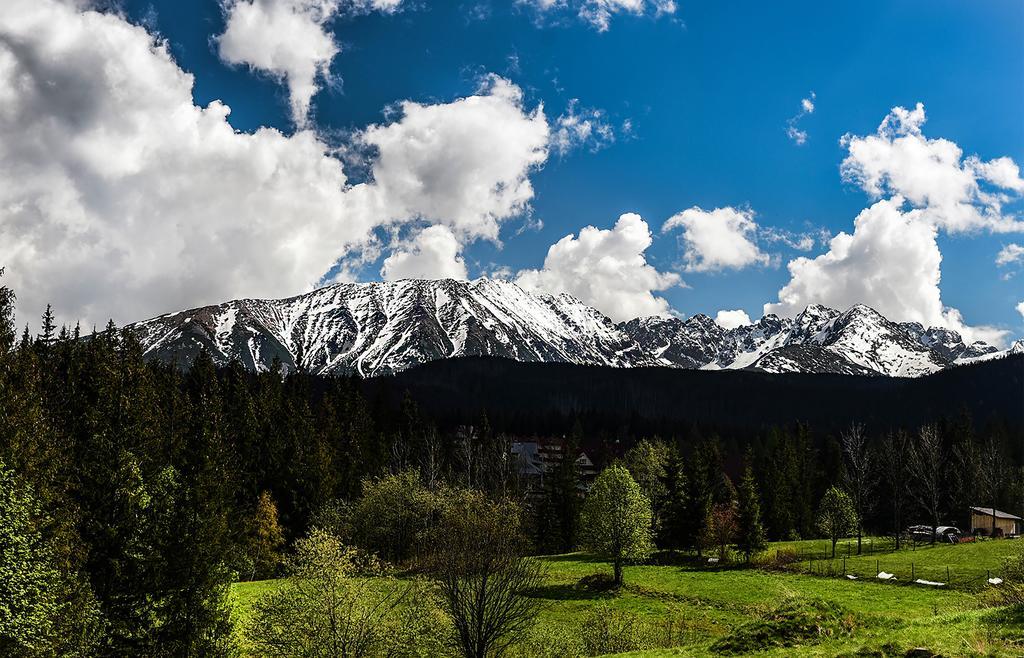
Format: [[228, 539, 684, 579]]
[[126, 278, 1012, 378]]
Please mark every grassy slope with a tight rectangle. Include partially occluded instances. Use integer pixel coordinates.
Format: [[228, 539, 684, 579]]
[[767, 537, 1021, 589], [230, 538, 1024, 657]]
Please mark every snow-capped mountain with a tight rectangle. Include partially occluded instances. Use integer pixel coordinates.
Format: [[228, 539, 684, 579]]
[[127, 278, 1015, 378], [130, 279, 656, 377]]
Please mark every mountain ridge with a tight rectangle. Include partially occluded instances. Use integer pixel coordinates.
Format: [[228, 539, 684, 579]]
[[127, 278, 1021, 378]]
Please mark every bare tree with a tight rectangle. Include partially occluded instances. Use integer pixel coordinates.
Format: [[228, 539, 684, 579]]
[[909, 425, 945, 544], [950, 431, 980, 531], [978, 435, 1008, 537], [840, 424, 876, 554], [426, 490, 543, 658], [878, 430, 912, 549], [419, 426, 443, 491]]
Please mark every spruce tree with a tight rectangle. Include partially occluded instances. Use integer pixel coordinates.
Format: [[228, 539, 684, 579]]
[[735, 452, 767, 563], [657, 443, 688, 551]]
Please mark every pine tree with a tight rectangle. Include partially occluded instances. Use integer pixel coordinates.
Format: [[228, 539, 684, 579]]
[[36, 304, 55, 348], [152, 350, 237, 656], [248, 491, 285, 580], [735, 452, 766, 563], [683, 437, 720, 556], [0, 459, 88, 656], [657, 443, 687, 551], [0, 268, 15, 355]]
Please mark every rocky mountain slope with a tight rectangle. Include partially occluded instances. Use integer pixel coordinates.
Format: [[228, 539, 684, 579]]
[[127, 278, 1020, 378]]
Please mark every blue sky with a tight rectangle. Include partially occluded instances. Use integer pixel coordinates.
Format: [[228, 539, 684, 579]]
[[1, 0, 1022, 342]]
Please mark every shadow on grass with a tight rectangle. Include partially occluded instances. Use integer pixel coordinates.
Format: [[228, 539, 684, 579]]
[[523, 573, 622, 601], [534, 553, 608, 564]]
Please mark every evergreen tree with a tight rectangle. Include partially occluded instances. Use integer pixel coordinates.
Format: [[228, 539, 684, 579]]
[[36, 304, 55, 350], [247, 491, 285, 581], [152, 351, 237, 656], [683, 437, 720, 555], [0, 459, 99, 657], [537, 421, 584, 553], [657, 443, 687, 551], [735, 452, 766, 563], [0, 267, 15, 354]]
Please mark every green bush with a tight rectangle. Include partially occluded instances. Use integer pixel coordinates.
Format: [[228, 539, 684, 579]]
[[512, 626, 585, 658], [710, 597, 857, 654], [579, 606, 649, 656]]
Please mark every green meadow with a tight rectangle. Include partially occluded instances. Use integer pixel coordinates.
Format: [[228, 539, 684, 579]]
[[231, 538, 1024, 657]]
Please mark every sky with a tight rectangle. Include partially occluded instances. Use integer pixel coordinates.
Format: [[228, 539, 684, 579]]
[[1, 0, 1022, 345]]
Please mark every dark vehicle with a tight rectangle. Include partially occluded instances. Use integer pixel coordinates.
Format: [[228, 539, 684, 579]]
[[907, 525, 961, 543]]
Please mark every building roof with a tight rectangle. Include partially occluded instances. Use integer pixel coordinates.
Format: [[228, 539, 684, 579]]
[[970, 507, 1023, 520]]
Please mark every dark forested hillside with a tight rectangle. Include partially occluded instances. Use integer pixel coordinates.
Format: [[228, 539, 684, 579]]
[[360, 354, 1024, 437]]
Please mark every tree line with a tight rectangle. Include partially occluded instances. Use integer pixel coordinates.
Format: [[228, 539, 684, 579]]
[[2, 270, 1022, 656]]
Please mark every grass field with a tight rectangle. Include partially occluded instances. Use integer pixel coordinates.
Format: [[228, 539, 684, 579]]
[[231, 538, 1024, 656], [768, 537, 1021, 589]]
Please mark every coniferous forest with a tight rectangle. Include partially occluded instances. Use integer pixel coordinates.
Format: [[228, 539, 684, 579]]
[[2, 272, 1024, 656]]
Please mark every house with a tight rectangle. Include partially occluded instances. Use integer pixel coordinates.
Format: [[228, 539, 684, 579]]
[[969, 507, 1022, 537], [510, 439, 598, 495]]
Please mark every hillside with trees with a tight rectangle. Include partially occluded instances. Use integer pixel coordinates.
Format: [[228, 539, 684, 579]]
[[2, 273, 1023, 655]]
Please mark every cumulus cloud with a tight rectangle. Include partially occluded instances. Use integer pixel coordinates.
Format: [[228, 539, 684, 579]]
[[217, 0, 403, 127], [786, 91, 815, 145], [551, 99, 616, 156], [520, 0, 676, 32], [380, 225, 468, 280], [715, 309, 751, 330], [840, 103, 1024, 233], [764, 198, 1008, 346], [358, 74, 549, 244], [766, 103, 1024, 347], [996, 243, 1024, 267], [516, 213, 681, 322], [662, 206, 771, 272], [0, 0, 548, 329], [1018, 301, 1024, 322]]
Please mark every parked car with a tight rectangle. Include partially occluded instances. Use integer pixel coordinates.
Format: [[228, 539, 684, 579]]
[[906, 525, 961, 543]]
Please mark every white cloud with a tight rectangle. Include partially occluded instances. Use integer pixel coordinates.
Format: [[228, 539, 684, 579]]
[[516, 213, 681, 322], [519, 0, 676, 31], [761, 226, 821, 252], [715, 309, 751, 330], [358, 74, 549, 244], [552, 99, 616, 156], [218, 0, 337, 126], [0, 1, 549, 329], [786, 91, 815, 145], [217, 0, 404, 127], [1017, 301, 1024, 322], [662, 206, 771, 272], [840, 103, 1024, 233], [764, 198, 1008, 346], [996, 243, 1024, 267], [380, 225, 468, 280]]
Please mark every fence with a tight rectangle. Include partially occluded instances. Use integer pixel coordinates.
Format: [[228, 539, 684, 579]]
[[753, 537, 1014, 591]]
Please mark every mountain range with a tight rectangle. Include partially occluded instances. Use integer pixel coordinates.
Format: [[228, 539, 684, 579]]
[[127, 278, 1022, 378]]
